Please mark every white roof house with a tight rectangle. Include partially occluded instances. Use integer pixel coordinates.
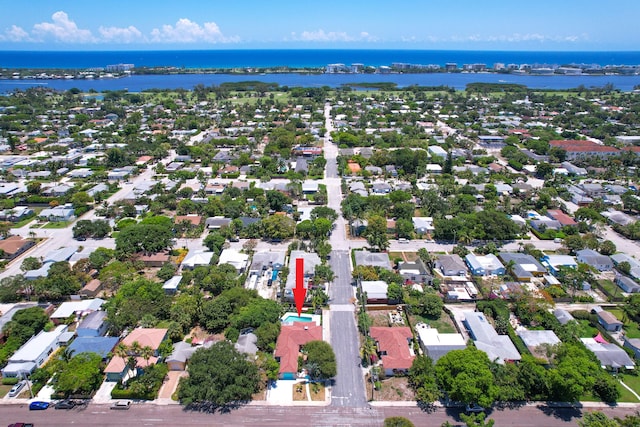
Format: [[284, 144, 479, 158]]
[[361, 280, 389, 301], [181, 251, 214, 269], [463, 312, 521, 364], [163, 275, 182, 294], [50, 299, 105, 321], [218, 249, 249, 273], [2, 325, 68, 377], [415, 323, 466, 362]]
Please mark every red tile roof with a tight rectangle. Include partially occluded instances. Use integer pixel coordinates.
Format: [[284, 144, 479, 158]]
[[549, 140, 620, 154], [370, 327, 415, 370], [546, 209, 577, 226], [175, 215, 202, 226], [274, 323, 322, 374], [122, 328, 168, 350]]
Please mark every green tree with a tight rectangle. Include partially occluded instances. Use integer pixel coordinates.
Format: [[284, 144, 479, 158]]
[[303, 340, 337, 381], [408, 355, 440, 404], [53, 352, 103, 397], [178, 341, 260, 407], [460, 412, 495, 427], [261, 214, 296, 240], [115, 223, 173, 258], [255, 322, 281, 352], [578, 411, 620, 427], [384, 417, 415, 427], [365, 214, 389, 251], [20, 256, 42, 272], [599, 240, 617, 256], [435, 347, 498, 408]]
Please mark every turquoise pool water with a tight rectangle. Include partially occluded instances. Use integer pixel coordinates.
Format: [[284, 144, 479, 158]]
[[282, 314, 313, 323]]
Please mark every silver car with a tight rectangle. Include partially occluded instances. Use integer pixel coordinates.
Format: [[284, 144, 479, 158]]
[[8, 380, 26, 397]]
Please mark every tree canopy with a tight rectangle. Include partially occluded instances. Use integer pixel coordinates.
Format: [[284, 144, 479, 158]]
[[178, 341, 260, 408]]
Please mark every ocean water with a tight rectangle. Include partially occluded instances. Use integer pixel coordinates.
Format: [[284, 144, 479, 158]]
[[2, 50, 640, 93], [1, 49, 640, 69]]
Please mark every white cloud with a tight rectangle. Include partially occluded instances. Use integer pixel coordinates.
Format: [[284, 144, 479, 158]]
[[447, 33, 586, 44], [99, 25, 143, 44], [32, 11, 95, 43], [150, 18, 238, 43], [291, 29, 377, 42], [0, 25, 30, 42]]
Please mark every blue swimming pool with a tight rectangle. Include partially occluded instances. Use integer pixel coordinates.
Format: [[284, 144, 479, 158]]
[[282, 314, 313, 324]]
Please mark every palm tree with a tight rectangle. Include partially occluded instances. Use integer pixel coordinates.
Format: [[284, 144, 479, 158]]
[[114, 342, 129, 370], [130, 341, 142, 358], [140, 345, 154, 368], [360, 337, 378, 367]]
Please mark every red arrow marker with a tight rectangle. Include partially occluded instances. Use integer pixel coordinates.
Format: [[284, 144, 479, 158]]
[[293, 258, 306, 317]]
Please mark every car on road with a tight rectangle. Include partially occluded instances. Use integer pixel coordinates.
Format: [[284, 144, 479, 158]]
[[110, 400, 131, 410], [8, 423, 34, 427], [465, 403, 485, 413], [8, 380, 26, 397], [54, 399, 76, 409], [28, 401, 49, 411]]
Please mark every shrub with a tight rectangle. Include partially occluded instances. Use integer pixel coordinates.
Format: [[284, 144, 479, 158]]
[[2, 377, 19, 385]]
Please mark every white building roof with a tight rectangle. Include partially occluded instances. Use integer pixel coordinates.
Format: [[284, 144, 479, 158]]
[[218, 249, 249, 271], [9, 325, 67, 363], [182, 251, 214, 268], [51, 299, 105, 319], [361, 280, 388, 300]]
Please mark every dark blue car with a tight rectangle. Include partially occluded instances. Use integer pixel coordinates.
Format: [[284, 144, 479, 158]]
[[29, 401, 49, 410]]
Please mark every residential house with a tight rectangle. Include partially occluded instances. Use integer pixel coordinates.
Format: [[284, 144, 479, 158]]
[[0, 236, 35, 260], [517, 330, 561, 361], [274, 323, 323, 380], [0, 303, 39, 343], [623, 338, 640, 359], [162, 276, 182, 295], [67, 336, 119, 361], [249, 252, 286, 275], [1, 325, 68, 378], [412, 217, 435, 235], [181, 251, 214, 269], [371, 182, 392, 195], [370, 327, 415, 376], [611, 253, 640, 281], [576, 249, 613, 271], [235, 331, 258, 357], [581, 338, 635, 370], [415, 323, 466, 362], [284, 251, 321, 301], [360, 280, 389, 304], [135, 252, 171, 268], [218, 249, 249, 273], [166, 341, 198, 371], [50, 298, 105, 325], [553, 308, 575, 325], [541, 254, 578, 276], [398, 258, 433, 285], [38, 204, 75, 222], [463, 311, 521, 364], [104, 328, 168, 381], [546, 209, 577, 227], [354, 250, 392, 271], [205, 216, 232, 229], [617, 275, 640, 293], [498, 253, 547, 281], [596, 310, 623, 332], [44, 246, 77, 264], [465, 254, 505, 276], [549, 140, 620, 160], [76, 310, 108, 337], [436, 254, 468, 277]]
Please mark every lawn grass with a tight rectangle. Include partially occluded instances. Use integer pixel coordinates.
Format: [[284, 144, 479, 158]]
[[619, 373, 640, 397], [11, 216, 36, 228], [0, 384, 11, 397], [606, 308, 640, 339], [576, 319, 599, 338], [411, 310, 457, 333], [599, 280, 622, 298], [43, 221, 72, 229]]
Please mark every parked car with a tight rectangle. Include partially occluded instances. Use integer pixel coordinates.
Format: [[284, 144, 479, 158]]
[[29, 401, 49, 411], [8, 423, 34, 427], [54, 399, 76, 409], [110, 400, 131, 410], [465, 403, 485, 413], [8, 381, 26, 397]]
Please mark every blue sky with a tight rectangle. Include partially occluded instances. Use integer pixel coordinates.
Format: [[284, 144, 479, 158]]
[[0, 0, 638, 51]]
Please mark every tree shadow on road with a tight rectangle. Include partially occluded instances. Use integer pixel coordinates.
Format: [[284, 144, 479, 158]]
[[536, 403, 583, 422], [183, 400, 249, 414]]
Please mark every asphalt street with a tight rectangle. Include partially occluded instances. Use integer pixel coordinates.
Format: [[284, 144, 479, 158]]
[[2, 402, 637, 426]]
